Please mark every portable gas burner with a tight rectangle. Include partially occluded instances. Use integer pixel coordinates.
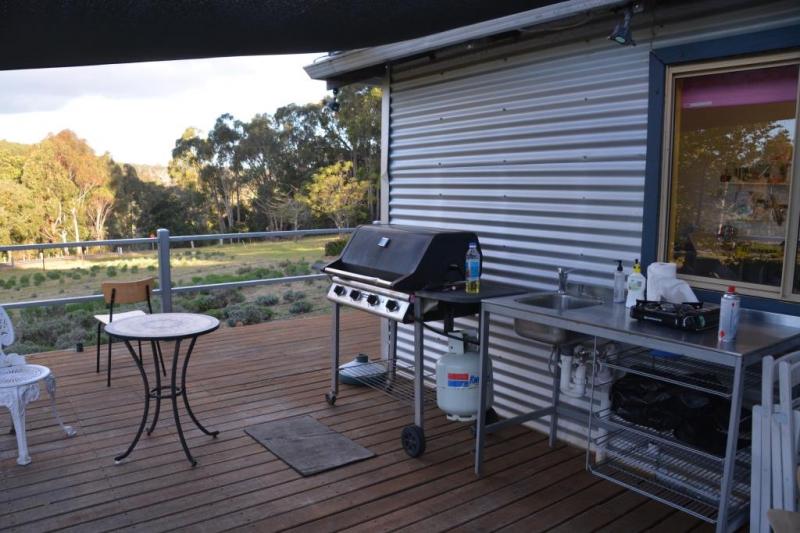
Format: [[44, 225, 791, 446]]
[[630, 300, 720, 332]]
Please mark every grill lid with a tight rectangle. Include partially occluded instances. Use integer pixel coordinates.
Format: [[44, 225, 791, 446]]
[[324, 224, 480, 292]]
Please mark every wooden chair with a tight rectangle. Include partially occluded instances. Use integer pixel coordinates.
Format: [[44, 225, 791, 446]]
[[94, 278, 165, 387]]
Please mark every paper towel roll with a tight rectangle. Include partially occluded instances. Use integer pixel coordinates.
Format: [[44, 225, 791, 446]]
[[646, 262, 677, 302], [661, 278, 699, 304]]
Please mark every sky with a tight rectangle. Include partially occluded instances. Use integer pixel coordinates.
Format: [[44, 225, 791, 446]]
[[0, 54, 327, 166]]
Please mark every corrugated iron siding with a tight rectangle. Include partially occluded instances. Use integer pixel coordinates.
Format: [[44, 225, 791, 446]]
[[386, 0, 800, 446]]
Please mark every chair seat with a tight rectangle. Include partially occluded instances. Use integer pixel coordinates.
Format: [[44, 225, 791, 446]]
[[0, 363, 50, 388], [93, 310, 146, 325]]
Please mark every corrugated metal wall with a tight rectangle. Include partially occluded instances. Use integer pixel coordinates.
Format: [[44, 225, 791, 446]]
[[386, 0, 800, 447]]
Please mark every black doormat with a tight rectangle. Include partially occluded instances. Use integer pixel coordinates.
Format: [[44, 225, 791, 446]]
[[244, 415, 375, 476]]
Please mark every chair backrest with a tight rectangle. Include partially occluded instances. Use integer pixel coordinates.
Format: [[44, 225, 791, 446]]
[[101, 277, 155, 306], [0, 306, 14, 352]]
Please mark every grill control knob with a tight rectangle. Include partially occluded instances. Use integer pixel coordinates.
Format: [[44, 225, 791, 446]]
[[349, 290, 362, 301], [385, 300, 399, 312], [366, 294, 380, 306], [333, 285, 346, 296]]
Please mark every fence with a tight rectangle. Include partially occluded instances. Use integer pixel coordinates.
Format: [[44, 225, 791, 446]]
[[0, 228, 350, 310]]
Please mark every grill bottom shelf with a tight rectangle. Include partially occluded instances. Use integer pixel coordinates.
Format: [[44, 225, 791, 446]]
[[590, 430, 750, 524], [341, 359, 436, 406]]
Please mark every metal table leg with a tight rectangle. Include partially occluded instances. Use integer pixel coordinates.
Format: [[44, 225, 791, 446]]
[[168, 338, 196, 466], [147, 340, 162, 436], [115, 339, 151, 463], [717, 358, 744, 533], [180, 336, 219, 439], [326, 302, 340, 406], [475, 306, 491, 475], [548, 344, 562, 448], [401, 296, 427, 457]]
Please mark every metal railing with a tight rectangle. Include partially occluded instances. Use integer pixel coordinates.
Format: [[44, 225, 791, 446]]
[[0, 228, 350, 310]]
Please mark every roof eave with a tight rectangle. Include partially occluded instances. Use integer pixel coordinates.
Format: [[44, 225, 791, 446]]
[[304, 0, 629, 81]]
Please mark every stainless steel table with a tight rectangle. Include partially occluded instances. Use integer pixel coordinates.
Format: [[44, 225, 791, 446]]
[[105, 312, 220, 466], [475, 294, 800, 533]]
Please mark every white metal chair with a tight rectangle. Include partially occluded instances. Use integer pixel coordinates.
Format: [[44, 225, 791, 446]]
[[0, 306, 76, 465], [751, 351, 800, 532]]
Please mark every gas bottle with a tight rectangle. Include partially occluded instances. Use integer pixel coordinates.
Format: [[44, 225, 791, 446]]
[[436, 331, 492, 421]]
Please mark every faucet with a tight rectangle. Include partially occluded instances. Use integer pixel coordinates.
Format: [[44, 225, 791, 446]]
[[557, 267, 573, 294]]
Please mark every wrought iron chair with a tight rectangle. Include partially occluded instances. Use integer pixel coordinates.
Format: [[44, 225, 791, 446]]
[[0, 306, 76, 465], [94, 277, 165, 387]]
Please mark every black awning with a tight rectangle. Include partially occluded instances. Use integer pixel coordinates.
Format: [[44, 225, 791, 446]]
[[0, 0, 555, 71]]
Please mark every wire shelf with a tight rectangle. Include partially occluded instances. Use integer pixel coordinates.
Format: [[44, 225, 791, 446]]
[[592, 407, 728, 462], [603, 346, 759, 398], [342, 359, 437, 406], [590, 430, 750, 523]]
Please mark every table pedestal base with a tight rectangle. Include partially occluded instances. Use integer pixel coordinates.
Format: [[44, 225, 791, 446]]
[[115, 336, 218, 466]]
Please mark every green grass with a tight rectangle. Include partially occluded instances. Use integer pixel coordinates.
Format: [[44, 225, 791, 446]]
[[0, 235, 337, 303]]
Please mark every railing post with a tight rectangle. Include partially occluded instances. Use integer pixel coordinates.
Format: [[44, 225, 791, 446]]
[[157, 228, 172, 312]]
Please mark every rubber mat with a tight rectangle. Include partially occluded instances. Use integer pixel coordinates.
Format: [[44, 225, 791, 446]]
[[245, 415, 375, 476]]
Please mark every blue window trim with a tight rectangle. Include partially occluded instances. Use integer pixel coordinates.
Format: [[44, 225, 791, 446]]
[[641, 25, 800, 314]]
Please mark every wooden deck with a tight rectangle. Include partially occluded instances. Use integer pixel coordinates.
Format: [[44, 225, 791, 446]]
[[1, 312, 712, 532]]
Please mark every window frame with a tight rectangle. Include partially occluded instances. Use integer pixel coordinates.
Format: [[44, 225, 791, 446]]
[[657, 52, 800, 301], [641, 24, 800, 314]]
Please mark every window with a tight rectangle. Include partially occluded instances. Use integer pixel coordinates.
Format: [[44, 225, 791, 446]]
[[659, 53, 800, 300]]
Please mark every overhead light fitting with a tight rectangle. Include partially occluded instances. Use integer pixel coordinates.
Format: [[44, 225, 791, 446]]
[[609, 6, 635, 46], [327, 87, 340, 112]]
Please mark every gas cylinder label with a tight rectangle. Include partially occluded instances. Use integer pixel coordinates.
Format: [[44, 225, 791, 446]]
[[447, 372, 479, 387]]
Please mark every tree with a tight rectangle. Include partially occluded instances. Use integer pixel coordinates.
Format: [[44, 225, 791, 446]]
[[0, 140, 30, 182], [172, 115, 248, 233], [168, 127, 203, 189], [0, 179, 41, 244], [303, 161, 368, 230], [326, 85, 382, 219], [20, 139, 78, 246], [271, 103, 345, 190], [86, 186, 115, 241], [46, 130, 109, 248]]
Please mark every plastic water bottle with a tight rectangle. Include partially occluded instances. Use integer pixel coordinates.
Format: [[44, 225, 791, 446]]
[[465, 242, 481, 294], [718, 285, 741, 343]]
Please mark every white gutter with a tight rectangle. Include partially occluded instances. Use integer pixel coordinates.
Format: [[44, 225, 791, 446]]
[[304, 0, 629, 80]]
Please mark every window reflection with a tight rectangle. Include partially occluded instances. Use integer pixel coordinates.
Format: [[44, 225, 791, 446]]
[[667, 64, 798, 288]]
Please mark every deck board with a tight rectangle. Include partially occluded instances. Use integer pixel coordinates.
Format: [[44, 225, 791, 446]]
[[1, 311, 701, 532]]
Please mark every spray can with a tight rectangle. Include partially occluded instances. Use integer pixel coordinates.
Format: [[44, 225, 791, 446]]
[[718, 286, 740, 342]]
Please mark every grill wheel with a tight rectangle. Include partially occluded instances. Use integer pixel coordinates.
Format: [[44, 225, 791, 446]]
[[401, 425, 426, 457]]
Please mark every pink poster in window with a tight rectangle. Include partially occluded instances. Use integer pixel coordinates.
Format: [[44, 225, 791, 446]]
[[681, 65, 799, 109]]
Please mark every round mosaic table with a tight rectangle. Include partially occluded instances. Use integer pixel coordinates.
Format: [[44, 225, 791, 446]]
[[105, 313, 220, 466]]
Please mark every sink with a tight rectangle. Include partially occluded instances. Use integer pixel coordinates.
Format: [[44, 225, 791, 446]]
[[513, 291, 602, 344], [516, 293, 602, 311]]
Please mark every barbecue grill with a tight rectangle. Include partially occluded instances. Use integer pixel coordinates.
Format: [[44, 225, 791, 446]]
[[323, 224, 480, 323], [322, 224, 522, 457]]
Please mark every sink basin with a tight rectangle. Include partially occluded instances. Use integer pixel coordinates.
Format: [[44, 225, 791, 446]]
[[516, 293, 602, 311], [513, 291, 602, 344]]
